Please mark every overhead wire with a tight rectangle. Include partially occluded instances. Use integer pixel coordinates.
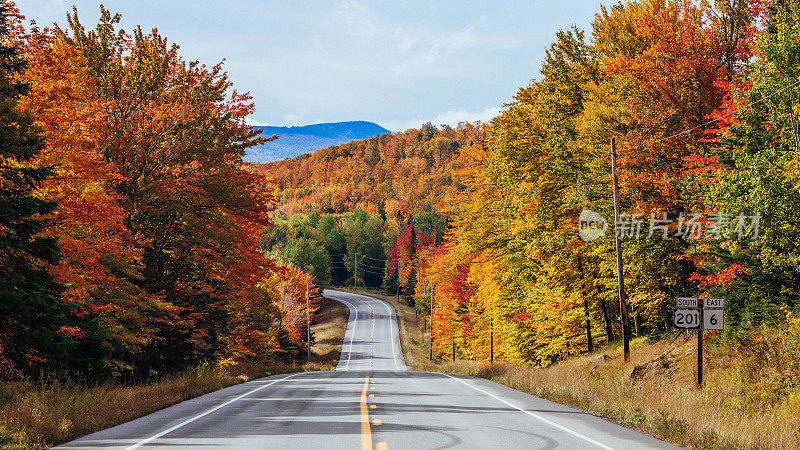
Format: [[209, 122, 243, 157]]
[[330, 260, 385, 269], [329, 252, 389, 264], [329, 264, 386, 275], [331, 260, 387, 270], [353, 252, 389, 262]]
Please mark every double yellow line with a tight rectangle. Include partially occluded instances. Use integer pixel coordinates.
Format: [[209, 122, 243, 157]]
[[357, 297, 386, 449], [360, 375, 373, 450]]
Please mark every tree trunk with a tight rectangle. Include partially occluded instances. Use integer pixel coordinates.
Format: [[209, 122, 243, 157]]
[[599, 294, 614, 343]]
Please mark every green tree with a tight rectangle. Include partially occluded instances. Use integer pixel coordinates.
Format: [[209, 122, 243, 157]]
[[0, 4, 74, 377]]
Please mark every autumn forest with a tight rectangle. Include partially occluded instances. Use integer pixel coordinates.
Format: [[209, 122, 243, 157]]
[[261, 0, 800, 368], [3, 0, 800, 393]]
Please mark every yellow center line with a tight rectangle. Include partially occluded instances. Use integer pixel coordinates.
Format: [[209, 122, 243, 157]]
[[360, 375, 372, 450], [377, 442, 388, 450]]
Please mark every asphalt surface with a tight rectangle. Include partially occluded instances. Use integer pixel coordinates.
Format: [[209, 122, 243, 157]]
[[58, 289, 680, 449]]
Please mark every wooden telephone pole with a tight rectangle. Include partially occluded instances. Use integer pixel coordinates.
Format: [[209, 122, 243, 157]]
[[611, 137, 631, 361], [490, 313, 494, 365], [429, 284, 435, 360], [396, 260, 400, 304], [306, 281, 311, 362]]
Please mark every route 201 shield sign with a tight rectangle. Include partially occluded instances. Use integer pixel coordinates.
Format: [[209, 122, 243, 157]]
[[673, 309, 701, 329]]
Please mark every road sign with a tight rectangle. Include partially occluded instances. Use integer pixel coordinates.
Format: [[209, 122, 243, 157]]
[[676, 297, 698, 308], [704, 297, 725, 309], [704, 309, 724, 330], [674, 309, 701, 329]]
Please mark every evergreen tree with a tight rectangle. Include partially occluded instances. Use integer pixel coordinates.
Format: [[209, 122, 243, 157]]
[[0, 3, 72, 377]]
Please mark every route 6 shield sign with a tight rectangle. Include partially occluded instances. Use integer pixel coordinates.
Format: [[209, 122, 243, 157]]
[[704, 309, 724, 330]]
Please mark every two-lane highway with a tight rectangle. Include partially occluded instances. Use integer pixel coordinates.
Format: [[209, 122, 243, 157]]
[[59, 290, 679, 449], [325, 291, 407, 372]]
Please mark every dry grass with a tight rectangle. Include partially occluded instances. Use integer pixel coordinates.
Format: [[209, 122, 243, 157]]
[[0, 302, 351, 450], [310, 297, 349, 366], [422, 336, 800, 449], [0, 363, 318, 449]]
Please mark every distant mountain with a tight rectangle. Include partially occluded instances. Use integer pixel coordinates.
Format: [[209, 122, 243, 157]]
[[244, 121, 391, 162]]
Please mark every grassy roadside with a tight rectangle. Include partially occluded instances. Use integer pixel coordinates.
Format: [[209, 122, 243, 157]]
[[0, 299, 349, 449], [344, 287, 796, 449], [0, 363, 311, 449], [310, 296, 350, 366]]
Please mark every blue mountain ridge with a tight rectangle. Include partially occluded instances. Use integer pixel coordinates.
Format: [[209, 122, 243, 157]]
[[244, 120, 391, 162]]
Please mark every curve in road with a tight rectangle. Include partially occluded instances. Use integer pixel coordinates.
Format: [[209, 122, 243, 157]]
[[57, 289, 680, 449]]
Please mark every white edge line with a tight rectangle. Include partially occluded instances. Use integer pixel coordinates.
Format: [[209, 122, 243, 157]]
[[440, 373, 615, 450], [344, 298, 357, 370], [324, 293, 357, 370], [380, 299, 400, 370], [124, 372, 301, 449]]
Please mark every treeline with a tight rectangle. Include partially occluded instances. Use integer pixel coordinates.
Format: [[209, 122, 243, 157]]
[[421, 0, 799, 365], [252, 121, 485, 216], [255, 121, 473, 294], [0, 3, 318, 381], [261, 205, 446, 291]]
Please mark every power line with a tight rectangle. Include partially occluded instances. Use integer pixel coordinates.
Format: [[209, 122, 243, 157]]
[[330, 264, 386, 275], [354, 252, 388, 262], [623, 78, 800, 151], [329, 253, 387, 269], [330, 261, 386, 270], [330, 260, 386, 270], [330, 252, 388, 263]]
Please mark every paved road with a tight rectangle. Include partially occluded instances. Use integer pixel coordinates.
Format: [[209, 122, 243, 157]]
[[58, 290, 680, 449], [325, 290, 408, 372]]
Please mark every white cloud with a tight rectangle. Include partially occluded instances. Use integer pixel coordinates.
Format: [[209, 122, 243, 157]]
[[245, 117, 267, 126], [334, 1, 379, 40], [282, 114, 302, 126], [383, 107, 502, 132], [391, 27, 479, 77]]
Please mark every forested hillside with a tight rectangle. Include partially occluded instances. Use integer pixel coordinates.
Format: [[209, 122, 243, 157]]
[[254, 123, 482, 289], [254, 122, 484, 215], [244, 121, 391, 162], [0, 3, 320, 381]]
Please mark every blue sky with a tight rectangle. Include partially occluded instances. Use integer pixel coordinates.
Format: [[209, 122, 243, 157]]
[[19, 0, 608, 132]]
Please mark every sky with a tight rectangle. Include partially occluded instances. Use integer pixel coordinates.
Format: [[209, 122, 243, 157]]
[[18, 0, 608, 132]]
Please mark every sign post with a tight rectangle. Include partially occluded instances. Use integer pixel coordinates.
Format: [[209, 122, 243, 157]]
[[673, 297, 725, 387], [698, 299, 703, 386]]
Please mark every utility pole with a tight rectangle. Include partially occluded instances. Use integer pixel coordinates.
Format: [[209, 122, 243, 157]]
[[490, 313, 494, 365], [306, 281, 311, 363], [429, 284, 435, 360], [585, 298, 593, 353], [611, 137, 631, 362], [354, 253, 357, 289], [396, 260, 400, 304]]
